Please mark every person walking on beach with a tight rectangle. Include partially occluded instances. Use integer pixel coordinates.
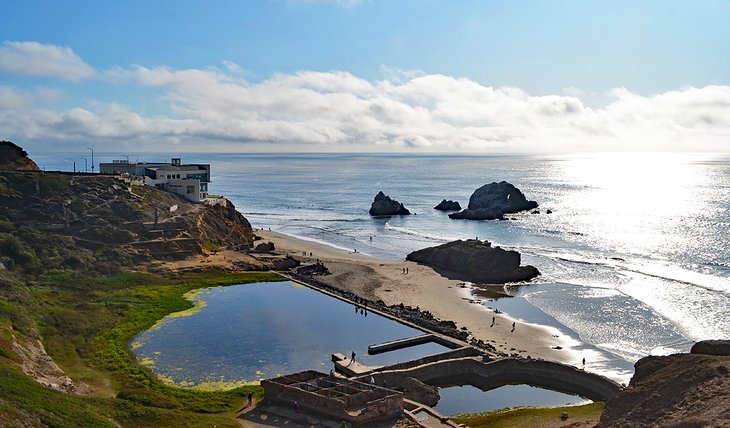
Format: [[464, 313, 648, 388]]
[[351, 351, 356, 363], [491, 316, 495, 327], [582, 357, 586, 367], [511, 321, 516, 332]]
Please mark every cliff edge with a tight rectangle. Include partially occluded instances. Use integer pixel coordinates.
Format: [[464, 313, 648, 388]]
[[598, 340, 730, 427], [0, 140, 40, 171]]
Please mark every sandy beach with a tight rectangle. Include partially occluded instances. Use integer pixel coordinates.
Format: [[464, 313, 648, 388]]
[[255, 230, 582, 367]]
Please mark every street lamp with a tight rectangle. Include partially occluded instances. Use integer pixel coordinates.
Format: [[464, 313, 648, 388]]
[[87, 147, 94, 173], [84, 158, 88, 173]]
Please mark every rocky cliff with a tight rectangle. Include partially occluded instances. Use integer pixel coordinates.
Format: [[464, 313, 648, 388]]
[[449, 181, 537, 220], [598, 340, 730, 427], [406, 239, 540, 284], [0, 140, 40, 171], [368, 191, 411, 216], [0, 171, 254, 266]]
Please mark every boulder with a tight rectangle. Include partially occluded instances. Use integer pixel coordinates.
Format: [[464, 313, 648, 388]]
[[406, 239, 540, 284], [449, 181, 538, 220], [691, 340, 730, 356], [368, 191, 411, 216], [433, 199, 461, 211], [254, 241, 275, 252]]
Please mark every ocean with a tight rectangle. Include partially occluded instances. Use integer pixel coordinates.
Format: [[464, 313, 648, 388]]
[[37, 151, 730, 380]]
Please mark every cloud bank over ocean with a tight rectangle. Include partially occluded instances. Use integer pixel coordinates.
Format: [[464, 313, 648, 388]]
[[1, 41, 728, 153]]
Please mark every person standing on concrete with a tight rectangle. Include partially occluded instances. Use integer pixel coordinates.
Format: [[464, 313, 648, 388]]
[[351, 351, 356, 363]]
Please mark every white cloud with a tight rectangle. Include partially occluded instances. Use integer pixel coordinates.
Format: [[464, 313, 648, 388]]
[[0, 41, 95, 81], [1, 61, 729, 153]]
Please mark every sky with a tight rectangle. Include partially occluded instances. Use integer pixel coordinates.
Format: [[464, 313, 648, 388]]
[[1, 0, 729, 153]]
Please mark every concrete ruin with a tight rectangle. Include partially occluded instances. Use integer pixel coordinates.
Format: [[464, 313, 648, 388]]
[[261, 370, 403, 426]]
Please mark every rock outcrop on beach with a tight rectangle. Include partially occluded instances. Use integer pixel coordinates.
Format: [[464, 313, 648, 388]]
[[254, 241, 275, 252], [598, 340, 730, 428], [406, 239, 540, 284], [0, 140, 40, 171], [433, 199, 461, 211], [449, 181, 538, 220], [368, 191, 411, 216]]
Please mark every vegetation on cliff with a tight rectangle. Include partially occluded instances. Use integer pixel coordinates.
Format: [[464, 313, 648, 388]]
[[0, 143, 283, 426], [0, 140, 40, 171]]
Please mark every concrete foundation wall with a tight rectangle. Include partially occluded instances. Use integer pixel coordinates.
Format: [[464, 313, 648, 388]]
[[384, 357, 622, 402], [262, 372, 403, 426]]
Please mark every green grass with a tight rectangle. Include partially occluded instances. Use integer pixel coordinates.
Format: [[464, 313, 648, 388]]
[[451, 402, 605, 428], [0, 269, 287, 427]]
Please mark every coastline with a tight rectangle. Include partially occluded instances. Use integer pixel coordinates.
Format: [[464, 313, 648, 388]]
[[256, 229, 583, 368]]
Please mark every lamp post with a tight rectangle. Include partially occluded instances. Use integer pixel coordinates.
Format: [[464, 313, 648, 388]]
[[87, 147, 94, 173], [84, 158, 88, 173]]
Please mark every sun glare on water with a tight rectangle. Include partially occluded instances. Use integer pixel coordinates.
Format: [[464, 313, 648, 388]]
[[552, 152, 717, 258]]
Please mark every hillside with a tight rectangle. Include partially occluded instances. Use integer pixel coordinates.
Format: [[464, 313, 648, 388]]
[[0, 143, 276, 427], [0, 170, 255, 274]]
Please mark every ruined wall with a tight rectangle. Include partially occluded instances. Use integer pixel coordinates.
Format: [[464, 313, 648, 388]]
[[385, 357, 622, 402], [262, 371, 403, 425]]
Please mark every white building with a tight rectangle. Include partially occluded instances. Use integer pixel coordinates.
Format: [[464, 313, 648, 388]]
[[100, 158, 210, 202]]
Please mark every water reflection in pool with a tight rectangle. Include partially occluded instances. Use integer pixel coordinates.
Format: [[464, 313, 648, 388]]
[[132, 281, 449, 386], [434, 384, 591, 416]]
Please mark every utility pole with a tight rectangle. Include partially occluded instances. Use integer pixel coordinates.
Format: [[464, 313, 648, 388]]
[[87, 147, 94, 173]]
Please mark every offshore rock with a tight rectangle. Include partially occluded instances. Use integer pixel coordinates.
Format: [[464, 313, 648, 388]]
[[406, 239, 540, 284], [449, 181, 538, 220], [368, 191, 411, 216], [433, 199, 461, 211]]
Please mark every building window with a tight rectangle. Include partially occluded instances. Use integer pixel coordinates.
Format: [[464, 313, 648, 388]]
[[187, 186, 195, 194]]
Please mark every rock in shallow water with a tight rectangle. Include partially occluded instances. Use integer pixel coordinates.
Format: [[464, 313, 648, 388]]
[[368, 191, 411, 216], [406, 239, 540, 284], [449, 181, 538, 220], [433, 199, 462, 211]]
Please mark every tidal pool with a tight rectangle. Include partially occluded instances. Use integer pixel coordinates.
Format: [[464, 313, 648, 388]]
[[132, 281, 449, 387], [434, 384, 591, 416]]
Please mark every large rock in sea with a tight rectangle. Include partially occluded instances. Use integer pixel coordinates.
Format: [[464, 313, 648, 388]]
[[406, 239, 539, 284], [449, 181, 538, 220], [434, 199, 461, 211], [369, 191, 411, 216]]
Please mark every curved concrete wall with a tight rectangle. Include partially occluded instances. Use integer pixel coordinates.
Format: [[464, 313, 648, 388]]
[[383, 357, 622, 402]]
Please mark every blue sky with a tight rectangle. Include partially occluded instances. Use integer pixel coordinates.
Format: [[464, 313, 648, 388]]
[[1, 0, 729, 152]]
